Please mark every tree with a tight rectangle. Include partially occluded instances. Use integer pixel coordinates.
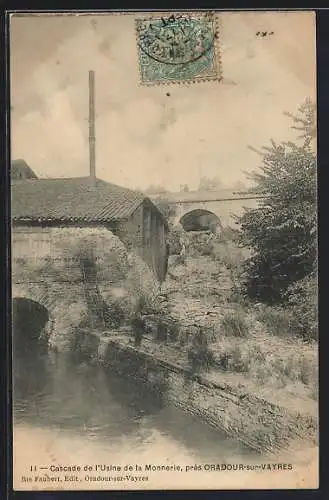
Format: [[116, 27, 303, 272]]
[[153, 196, 177, 222], [232, 180, 247, 192], [198, 176, 224, 191], [283, 97, 316, 143], [145, 184, 168, 195], [237, 99, 317, 304]]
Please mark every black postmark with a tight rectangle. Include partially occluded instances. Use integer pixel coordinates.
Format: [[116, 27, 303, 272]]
[[137, 13, 216, 66]]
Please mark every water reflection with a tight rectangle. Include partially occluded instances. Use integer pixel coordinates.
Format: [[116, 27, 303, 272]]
[[13, 350, 257, 464]]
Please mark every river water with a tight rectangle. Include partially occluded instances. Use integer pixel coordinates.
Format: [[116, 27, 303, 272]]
[[12, 351, 311, 490]]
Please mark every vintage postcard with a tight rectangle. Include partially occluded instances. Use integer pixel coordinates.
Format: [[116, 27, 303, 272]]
[[10, 10, 318, 491]]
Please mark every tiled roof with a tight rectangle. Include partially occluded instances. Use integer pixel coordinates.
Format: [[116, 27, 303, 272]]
[[11, 177, 147, 223]]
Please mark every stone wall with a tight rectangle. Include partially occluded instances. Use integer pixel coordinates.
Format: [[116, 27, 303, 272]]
[[12, 225, 160, 351], [92, 335, 318, 456]]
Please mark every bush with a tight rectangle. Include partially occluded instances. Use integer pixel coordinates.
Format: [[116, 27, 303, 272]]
[[271, 353, 318, 388], [187, 325, 216, 372], [145, 314, 180, 343], [199, 243, 214, 256], [286, 274, 318, 341], [102, 297, 126, 328], [209, 330, 317, 391], [167, 319, 180, 342], [228, 288, 250, 307], [155, 317, 169, 342], [310, 378, 318, 400], [257, 279, 318, 341], [227, 345, 250, 372], [212, 344, 251, 373], [167, 224, 185, 255], [211, 241, 247, 269], [67, 328, 100, 363], [189, 233, 214, 256], [134, 291, 165, 317], [220, 308, 249, 337], [188, 345, 215, 373], [299, 355, 313, 385], [256, 306, 295, 337], [218, 226, 239, 243]]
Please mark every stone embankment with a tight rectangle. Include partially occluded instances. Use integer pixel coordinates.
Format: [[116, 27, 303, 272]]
[[76, 330, 318, 457]]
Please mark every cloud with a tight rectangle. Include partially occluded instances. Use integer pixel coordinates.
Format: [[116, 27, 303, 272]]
[[11, 12, 316, 191]]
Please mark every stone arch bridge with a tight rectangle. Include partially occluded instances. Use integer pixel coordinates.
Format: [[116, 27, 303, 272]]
[[149, 189, 263, 232]]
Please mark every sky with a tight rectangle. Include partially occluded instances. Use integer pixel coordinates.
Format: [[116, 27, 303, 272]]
[[10, 11, 316, 192]]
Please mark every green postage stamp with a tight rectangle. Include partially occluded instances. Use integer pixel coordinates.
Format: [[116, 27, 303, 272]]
[[135, 12, 222, 85]]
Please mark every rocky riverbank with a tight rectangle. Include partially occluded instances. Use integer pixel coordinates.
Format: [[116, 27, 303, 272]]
[[50, 239, 317, 459]]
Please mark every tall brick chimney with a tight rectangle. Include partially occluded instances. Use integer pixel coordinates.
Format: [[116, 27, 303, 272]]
[[88, 70, 96, 185]]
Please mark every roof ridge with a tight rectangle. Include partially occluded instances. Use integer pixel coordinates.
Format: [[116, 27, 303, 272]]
[[14, 175, 144, 193]]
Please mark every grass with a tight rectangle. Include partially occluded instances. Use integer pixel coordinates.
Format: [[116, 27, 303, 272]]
[[162, 226, 318, 407], [188, 344, 215, 373], [255, 303, 318, 343], [220, 307, 249, 337], [256, 305, 298, 338], [204, 301, 318, 402], [211, 240, 249, 269], [209, 328, 318, 394]]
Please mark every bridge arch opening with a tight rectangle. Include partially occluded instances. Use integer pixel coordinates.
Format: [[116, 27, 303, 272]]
[[13, 297, 50, 356], [179, 209, 222, 233]]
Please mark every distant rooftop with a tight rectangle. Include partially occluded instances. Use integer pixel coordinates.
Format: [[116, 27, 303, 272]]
[[11, 159, 38, 180]]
